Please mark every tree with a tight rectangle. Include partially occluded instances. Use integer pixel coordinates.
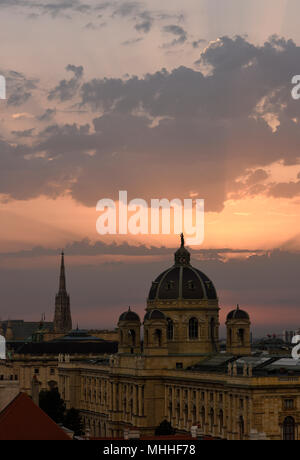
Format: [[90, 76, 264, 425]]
[[155, 419, 175, 436], [64, 408, 84, 436], [39, 388, 66, 424]]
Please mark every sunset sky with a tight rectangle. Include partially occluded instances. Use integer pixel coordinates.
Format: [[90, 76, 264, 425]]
[[1, 0, 300, 336]]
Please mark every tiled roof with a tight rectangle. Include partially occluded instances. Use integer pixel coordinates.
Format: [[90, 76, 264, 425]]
[[0, 392, 70, 440]]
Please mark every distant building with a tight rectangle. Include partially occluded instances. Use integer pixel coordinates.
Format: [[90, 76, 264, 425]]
[[53, 251, 72, 333], [283, 330, 296, 344]]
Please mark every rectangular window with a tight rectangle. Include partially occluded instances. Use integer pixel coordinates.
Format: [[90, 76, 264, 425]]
[[34, 368, 39, 374], [176, 362, 183, 369], [284, 399, 294, 409]]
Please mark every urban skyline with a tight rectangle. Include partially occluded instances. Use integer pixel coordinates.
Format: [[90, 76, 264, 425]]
[[0, 1, 300, 335]]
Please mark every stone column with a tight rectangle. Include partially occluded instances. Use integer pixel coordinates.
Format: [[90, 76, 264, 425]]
[[112, 382, 116, 411], [172, 387, 176, 425], [196, 390, 199, 425], [164, 386, 168, 418], [179, 387, 183, 429], [187, 388, 191, 425], [138, 385, 143, 417], [133, 385, 138, 416]]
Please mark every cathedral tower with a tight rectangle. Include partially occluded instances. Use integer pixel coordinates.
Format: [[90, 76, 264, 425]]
[[53, 252, 72, 333]]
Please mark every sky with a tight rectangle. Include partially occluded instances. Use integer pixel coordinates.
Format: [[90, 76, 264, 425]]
[[0, 0, 300, 336]]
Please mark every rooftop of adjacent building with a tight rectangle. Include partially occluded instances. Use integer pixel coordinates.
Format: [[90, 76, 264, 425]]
[[187, 353, 300, 377], [0, 320, 54, 342], [0, 392, 70, 440], [9, 339, 118, 356], [51, 327, 103, 342]]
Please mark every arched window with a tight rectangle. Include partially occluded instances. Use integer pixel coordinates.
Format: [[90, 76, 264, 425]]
[[120, 330, 123, 344], [189, 318, 198, 339], [165, 280, 175, 291], [187, 280, 195, 290], [154, 329, 162, 347], [167, 318, 174, 340], [283, 416, 295, 441], [238, 328, 245, 346], [128, 329, 136, 346]]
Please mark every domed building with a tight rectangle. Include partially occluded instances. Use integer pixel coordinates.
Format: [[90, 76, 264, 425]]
[[226, 305, 251, 355], [117, 307, 141, 354], [147, 234, 219, 355], [56, 235, 300, 441]]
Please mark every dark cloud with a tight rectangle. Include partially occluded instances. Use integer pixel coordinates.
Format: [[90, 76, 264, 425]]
[[3, 36, 300, 209], [122, 37, 143, 46], [162, 24, 187, 47], [48, 64, 83, 102], [268, 180, 300, 198], [84, 21, 106, 30], [135, 16, 153, 33], [37, 108, 56, 122], [34, 1, 92, 18], [112, 1, 141, 18], [245, 169, 269, 186], [11, 128, 35, 138], [192, 39, 206, 49], [2, 69, 38, 106], [0, 238, 263, 259]]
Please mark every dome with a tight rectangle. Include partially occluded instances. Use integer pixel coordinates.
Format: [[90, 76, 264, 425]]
[[227, 305, 249, 321], [144, 309, 166, 321], [119, 307, 140, 322], [148, 234, 217, 302]]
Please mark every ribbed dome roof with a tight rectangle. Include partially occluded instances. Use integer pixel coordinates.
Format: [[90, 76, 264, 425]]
[[227, 305, 249, 321], [148, 235, 217, 302], [119, 307, 140, 322], [144, 309, 166, 321]]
